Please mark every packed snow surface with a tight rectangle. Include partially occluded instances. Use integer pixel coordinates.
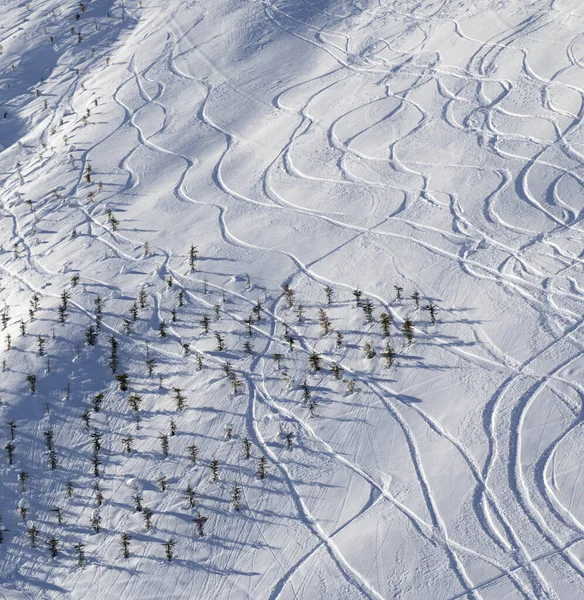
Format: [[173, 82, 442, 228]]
[[2, 0, 584, 598]]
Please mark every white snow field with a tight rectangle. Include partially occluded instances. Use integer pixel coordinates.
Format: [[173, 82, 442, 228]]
[[3, 0, 584, 598]]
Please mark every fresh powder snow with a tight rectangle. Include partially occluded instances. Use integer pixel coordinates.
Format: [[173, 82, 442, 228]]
[[1, 0, 584, 598]]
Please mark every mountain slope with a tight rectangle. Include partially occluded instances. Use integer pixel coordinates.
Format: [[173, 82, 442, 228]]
[[2, 0, 584, 598]]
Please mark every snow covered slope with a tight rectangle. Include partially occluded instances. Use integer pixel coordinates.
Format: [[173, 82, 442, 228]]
[[2, 0, 584, 597]]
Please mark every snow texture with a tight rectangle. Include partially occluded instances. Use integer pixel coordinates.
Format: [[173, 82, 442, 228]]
[[2, 0, 584, 598]]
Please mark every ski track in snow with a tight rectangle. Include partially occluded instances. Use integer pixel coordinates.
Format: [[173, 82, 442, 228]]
[[4, 0, 584, 598]]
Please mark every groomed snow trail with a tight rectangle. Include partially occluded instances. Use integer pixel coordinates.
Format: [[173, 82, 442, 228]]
[[2, 0, 584, 598]]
